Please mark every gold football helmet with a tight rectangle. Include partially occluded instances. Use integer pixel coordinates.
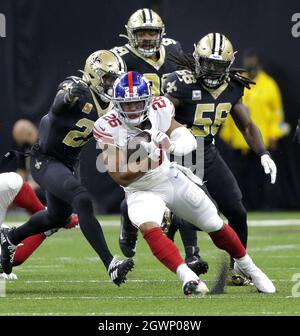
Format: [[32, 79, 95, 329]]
[[82, 50, 126, 102], [124, 8, 165, 57], [193, 33, 236, 88]]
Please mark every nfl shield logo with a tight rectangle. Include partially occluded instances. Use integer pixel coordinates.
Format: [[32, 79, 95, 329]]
[[192, 90, 202, 100]]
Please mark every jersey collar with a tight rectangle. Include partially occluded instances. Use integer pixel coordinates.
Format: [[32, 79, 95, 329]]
[[202, 81, 229, 100]]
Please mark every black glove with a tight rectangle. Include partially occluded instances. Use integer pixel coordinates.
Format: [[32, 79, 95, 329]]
[[293, 118, 300, 144], [0, 150, 28, 173], [65, 80, 89, 104]]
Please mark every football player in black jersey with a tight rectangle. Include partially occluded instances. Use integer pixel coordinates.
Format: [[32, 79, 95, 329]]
[[0, 50, 134, 286], [111, 8, 208, 275], [164, 33, 277, 285]]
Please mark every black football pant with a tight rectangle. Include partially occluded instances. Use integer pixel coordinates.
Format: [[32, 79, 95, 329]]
[[9, 148, 113, 269], [172, 143, 248, 267]]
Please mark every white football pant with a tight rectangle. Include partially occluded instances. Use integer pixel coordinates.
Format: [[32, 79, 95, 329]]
[[127, 166, 223, 232]]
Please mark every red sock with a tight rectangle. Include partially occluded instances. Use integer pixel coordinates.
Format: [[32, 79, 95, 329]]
[[143, 227, 184, 272], [13, 181, 45, 214], [209, 224, 246, 259], [13, 234, 46, 266]]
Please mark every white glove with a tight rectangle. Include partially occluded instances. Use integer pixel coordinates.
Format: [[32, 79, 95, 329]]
[[261, 154, 277, 184], [140, 141, 161, 162], [151, 130, 174, 153]]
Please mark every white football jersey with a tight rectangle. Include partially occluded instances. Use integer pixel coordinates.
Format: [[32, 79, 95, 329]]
[[93, 96, 175, 191]]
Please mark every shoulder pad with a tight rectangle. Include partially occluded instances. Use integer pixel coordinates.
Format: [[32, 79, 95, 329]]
[[110, 46, 130, 57], [162, 38, 178, 47], [164, 70, 196, 95]]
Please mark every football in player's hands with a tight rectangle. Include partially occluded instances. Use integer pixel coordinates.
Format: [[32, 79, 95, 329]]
[[126, 131, 152, 163]]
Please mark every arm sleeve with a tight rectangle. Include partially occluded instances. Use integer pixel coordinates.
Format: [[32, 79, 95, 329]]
[[93, 118, 115, 148]]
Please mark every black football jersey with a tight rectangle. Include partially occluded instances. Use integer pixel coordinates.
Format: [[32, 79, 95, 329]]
[[38, 76, 113, 168], [164, 70, 244, 143], [111, 38, 183, 95]]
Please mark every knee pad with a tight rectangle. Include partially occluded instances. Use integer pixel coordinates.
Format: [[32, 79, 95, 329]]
[[6, 172, 23, 193], [200, 213, 224, 233]]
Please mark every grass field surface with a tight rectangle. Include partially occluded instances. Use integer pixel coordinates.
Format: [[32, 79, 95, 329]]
[[0, 212, 299, 316]]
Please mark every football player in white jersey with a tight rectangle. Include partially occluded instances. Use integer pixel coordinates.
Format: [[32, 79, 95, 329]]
[[93, 71, 276, 296]]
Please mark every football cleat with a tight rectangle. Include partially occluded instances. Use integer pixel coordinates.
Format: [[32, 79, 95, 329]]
[[185, 246, 209, 275], [234, 259, 276, 293], [161, 208, 173, 234], [108, 256, 134, 287], [119, 223, 138, 258], [227, 269, 253, 286], [44, 213, 79, 237], [0, 272, 18, 281], [0, 226, 17, 274], [183, 279, 209, 296], [0, 238, 18, 281]]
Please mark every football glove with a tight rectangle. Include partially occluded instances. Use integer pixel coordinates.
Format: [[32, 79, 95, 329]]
[[151, 130, 175, 153], [140, 140, 161, 162], [260, 153, 277, 184], [65, 80, 89, 104]]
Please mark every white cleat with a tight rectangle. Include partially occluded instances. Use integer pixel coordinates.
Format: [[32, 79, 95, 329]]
[[183, 279, 209, 296], [0, 272, 18, 280], [234, 260, 276, 294]]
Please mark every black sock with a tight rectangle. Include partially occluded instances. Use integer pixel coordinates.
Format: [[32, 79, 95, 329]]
[[173, 214, 198, 249], [120, 199, 138, 233], [9, 210, 65, 245], [72, 193, 113, 269]]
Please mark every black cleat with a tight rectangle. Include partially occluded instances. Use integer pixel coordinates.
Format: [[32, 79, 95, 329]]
[[119, 223, 138, 258], [0, 226, 17, 274], [227, 269, 254, 286], [108, 257, 134, 287], [185, 246, 209, 275]]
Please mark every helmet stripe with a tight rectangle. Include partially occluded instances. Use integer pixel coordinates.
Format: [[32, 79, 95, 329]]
[[128, 71, 134, 96], [143, 8, 152, 23], [219, 34, 223, 55], [148, 9, 153, 22], [142, 9, 147, 23], [213, 33, 221, 56]]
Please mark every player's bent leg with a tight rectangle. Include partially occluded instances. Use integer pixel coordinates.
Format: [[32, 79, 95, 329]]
[[119, 199, 138, 258], [72, 191, 134, 286], [0, 172, 23, 225], [127, 191, 208, 296], [13, 181, 45, 214], [168, 170, 275, 293]]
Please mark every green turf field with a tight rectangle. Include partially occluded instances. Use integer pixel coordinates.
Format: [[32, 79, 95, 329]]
[[0, 212, 300, 316]]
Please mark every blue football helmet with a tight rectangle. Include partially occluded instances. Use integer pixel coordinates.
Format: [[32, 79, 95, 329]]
[[113, 71, 152, 126]]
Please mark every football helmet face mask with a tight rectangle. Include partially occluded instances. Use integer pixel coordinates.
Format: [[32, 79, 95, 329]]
[[113, 71, 152, 126], [124, 8, 165, 57], [82, 50, 126, 102], [193, 33, 236, 88]]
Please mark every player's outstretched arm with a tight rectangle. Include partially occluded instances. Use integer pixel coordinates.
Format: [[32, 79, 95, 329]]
[[231, 98, 277, 184]]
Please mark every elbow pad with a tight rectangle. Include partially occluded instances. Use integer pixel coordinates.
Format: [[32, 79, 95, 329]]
[[169, 127, 197, 156]]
